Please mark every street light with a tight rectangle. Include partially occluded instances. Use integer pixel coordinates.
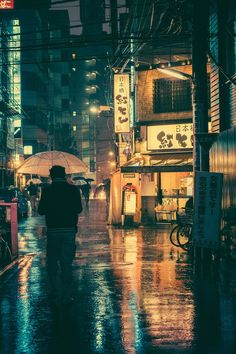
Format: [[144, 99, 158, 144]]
[[89, 106, 99, 114]]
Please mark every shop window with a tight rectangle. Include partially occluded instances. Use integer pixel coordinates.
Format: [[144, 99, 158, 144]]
[[153, 79, 192, 113]]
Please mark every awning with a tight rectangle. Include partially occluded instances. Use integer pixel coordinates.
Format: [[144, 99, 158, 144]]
[[120, 153, 193, 173]]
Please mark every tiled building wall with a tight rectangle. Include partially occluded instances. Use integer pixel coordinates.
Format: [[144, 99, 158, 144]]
[[136, 66, 193, 122]]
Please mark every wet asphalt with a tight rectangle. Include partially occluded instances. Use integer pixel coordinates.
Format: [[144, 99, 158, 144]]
[[0, 200, 236, 354]]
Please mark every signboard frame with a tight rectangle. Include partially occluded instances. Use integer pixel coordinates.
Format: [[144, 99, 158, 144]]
[[147, 123, 193, 151], [192, 171, 223, 248], [123, 190, 137, 215], [0, 0, 14, 9], [114, 74, 130, 133]]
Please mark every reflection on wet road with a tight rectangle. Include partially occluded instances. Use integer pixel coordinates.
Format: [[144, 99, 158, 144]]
[[0, 200, 236, 353]]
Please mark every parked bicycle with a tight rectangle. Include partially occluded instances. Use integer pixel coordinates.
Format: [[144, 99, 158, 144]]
[[220, 206, 236, 256], [0, 206, 13, 268], [0, 235, 12, 268], [170, 208, 193, 251]]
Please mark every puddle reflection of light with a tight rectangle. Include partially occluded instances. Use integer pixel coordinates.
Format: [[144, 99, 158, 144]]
[[93, 272, 115, 352], [142, 258, 194, 347], [16, 256, 34, 352]]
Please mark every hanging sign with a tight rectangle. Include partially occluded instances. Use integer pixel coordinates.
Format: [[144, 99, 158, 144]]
[[0, 0, 14, 9], [192, 171, 223, 248], [147, 123, 193, 151], [114, 74, 130, 133]]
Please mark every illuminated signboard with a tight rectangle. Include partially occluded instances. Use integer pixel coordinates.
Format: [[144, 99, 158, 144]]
[[123, 191, 136, 215], [147, 123, 193, 151], [114, 74, 130, 133], [0, 0, 14, 9]]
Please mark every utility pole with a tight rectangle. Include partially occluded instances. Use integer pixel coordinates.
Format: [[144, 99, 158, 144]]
[[192, 0, 209, 171], [110, 0, 118, 53]]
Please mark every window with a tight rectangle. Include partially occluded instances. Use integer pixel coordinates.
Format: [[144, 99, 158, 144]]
[[24, 146, 33, 155], [72, 111, 77, 116], [153, 79, 192, 113], [61, 74, 69, 86], [61, 99, 70, 111]]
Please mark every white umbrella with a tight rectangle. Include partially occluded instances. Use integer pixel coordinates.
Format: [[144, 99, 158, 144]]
[[17, 151, 88, 176], [26, 178, 42, 185]]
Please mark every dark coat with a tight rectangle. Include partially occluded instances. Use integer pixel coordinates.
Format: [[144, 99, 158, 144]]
[[38, 179, 82, 229]]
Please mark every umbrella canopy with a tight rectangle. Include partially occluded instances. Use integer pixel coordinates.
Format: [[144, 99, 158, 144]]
[[26, 178, 42, 185], [73, 176, 94, 182], [17, 151, 88, 177]]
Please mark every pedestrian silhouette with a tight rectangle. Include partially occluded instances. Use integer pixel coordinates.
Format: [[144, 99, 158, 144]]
[[27, 182, 38, 216], [38, 165, 82, 305], [80, 183, 91, 209]]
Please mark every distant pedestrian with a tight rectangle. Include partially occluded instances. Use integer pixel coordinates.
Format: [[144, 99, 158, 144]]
[[38, 165, 82, 304], [81, 183, 91, 208], [27, 182, 38, 215]]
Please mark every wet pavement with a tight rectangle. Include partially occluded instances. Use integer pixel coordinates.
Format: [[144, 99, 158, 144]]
[[1, 200, 236, 354]]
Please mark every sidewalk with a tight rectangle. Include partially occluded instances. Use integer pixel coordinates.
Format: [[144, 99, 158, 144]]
[[0, 200, 236, 354]]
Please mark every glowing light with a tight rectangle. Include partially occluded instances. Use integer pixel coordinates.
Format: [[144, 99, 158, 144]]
[[90, 106, 99, 114], [157, 68, 190, 80]]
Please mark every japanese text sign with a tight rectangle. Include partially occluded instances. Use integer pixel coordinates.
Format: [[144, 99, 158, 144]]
[[147, 123, 193, 151], [193, 171, 223, 248], [123, 191, 136, 215], [114, 74, 130, 133], [0, 0, 14, 9]]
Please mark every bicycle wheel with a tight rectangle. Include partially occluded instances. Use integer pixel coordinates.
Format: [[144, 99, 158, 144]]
[[170, 225, 181, 247], [0, 239, 12, 267], [177, 224, 192, 250]]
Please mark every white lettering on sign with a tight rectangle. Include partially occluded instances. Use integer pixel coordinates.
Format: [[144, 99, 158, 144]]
[[0, 0, 14, 9]]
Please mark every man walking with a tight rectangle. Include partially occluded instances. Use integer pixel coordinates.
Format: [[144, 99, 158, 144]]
[[27, 181, 38, 215], [38, 165, 82, 304]]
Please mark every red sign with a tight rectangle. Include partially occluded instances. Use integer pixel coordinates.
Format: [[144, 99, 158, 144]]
[[0, 0, 14, 9]]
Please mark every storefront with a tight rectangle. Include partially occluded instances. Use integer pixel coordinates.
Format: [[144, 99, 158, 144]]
[[109, 155, 193, 225], [109, 122, 193, 226]]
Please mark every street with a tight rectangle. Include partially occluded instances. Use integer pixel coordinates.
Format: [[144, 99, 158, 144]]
[[0, 200, 236, 354]]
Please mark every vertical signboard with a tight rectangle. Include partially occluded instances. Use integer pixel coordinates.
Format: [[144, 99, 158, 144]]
[[0, 0, 14, 9], [193, 171, 223, 248], [114, 74, 130, 133], [123, 191, 136, 215]]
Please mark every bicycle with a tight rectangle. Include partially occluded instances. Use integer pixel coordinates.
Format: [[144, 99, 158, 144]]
[[0, 235, 12, 268], [220, 206, 236, 257], [170, 208, 193, 251]]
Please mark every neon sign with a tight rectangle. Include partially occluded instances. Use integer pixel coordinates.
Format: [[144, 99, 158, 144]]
[[0, 0, 14, 9]]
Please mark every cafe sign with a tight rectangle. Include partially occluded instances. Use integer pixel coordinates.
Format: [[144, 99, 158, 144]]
[[147, 123, 193, 151], [114, 74, 130, 133], [0, 0, 14, 9]]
